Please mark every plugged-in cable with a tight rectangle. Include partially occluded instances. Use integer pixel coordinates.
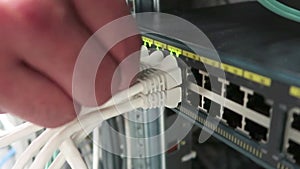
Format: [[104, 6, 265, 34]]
[[92, 128, 100, 169], [60, 139, 88, 169], [0, 122, 43, 147], [48, 153, 65, 169], [2, 47, 183, 169]]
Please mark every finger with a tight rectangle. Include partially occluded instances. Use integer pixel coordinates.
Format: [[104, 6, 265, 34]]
[[73, 0, 141, 90], [9, 0, 90, 97], [73, 0, 141, 61], [8, 0, 140, 107], [7, 0, 111, 106], [0, 62, 76, 128]]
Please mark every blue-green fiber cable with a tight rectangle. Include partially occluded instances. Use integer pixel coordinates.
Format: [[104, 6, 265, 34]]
[[258, 0, 300, 22]]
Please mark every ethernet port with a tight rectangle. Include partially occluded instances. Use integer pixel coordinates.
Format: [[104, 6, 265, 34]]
[[225, 83, 244, 105], [190, 68, 203, 86], [203, 97, 211, 113], [247, 93, 271, 117], [292, 113, 300, 131], [245, 118, 268, 142], [209, 101, 221, 117], [204, 75, 222, 95], [204, 76, 211, 90], [203, 98, 221, 117], [287, 140, 300, 165], [222, 108, 242, 129], [187, 90, 202, 108]]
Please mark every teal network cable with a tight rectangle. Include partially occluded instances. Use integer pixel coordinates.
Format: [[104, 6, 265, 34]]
[[258, 0, 300, 22], [45, 150, 59, 169]]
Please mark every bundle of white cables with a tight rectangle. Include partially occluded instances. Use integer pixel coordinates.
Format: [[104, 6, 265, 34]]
[[0, 46, 183, 169]]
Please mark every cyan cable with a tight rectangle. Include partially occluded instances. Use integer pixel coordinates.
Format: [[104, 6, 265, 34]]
[[258, 0, 300, 22], [45, 150, 59, 169]]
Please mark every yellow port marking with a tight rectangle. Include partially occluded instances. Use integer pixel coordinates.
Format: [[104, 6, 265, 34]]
[[290, 86, 300, 99], [167, 45, 182, 57], [244, 71, 272, 86], [142, 36, 153, 47], [182, 50, 201, 61], [142, 36, 274, 88], [154, 40, 167, 49], [221, 63, 243, 76]]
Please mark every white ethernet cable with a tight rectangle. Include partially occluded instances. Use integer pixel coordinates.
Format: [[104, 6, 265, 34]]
[[92, 128, 100, 169], [60, 139, 88, 169], [29, 90, 182, 169], [0, 122, 43, 147], [0, 46, 183, 169], [0, 114, 44, 169], [95, 49, 181, 109]]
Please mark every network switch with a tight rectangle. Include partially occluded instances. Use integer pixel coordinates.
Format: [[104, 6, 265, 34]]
[[139, 2, 300, 169]]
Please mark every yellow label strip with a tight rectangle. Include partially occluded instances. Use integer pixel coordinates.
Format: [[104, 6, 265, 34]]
[[290, 86, 300, 99], [221, 63, 243, 77], [142, 36, 153, 47], [244, 71, 272, 87], [154, 40, 167, 50], [167, 45, 182, 57], [182, 50, 201, 61], [200, 56, 220, 68], [142, 36, 273, 87]]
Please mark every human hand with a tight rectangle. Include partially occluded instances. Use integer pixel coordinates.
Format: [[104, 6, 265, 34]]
[[0, 0, 141, 128]]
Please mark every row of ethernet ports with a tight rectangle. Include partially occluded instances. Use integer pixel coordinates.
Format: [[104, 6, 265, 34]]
[[187, 91, 269, 143], [143, 45, 299, 166], [187, 68, 300, 166], [189, 68, 272, 118], [186, 68, 272, 143]]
